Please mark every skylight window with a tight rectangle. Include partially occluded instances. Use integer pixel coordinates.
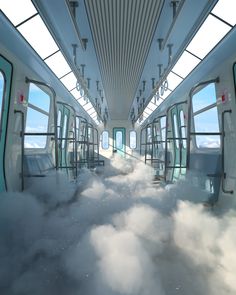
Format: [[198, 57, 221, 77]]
[[87, 107, 96, 115], [83, 102, 93, 112], [144, 108, 153, 116], [17, 15, 59, 59], [60, 72, 77, 91], [166, 71, 183, 91], [71, 88, 83, 100], [212, 0, 236, 26], [45, 51, 71, 78], [77, 97, 88, 107], [151, 96, 162, 106], [172, 51, 201, 78], [0, 0, 37, 26], [186, 14, 231, 59], [147, 102, 158, 111], [160, 89, 172, 100]]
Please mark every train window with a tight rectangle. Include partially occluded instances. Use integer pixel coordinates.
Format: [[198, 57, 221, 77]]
[[160, 116, 166, 148], [129, 131, 137, 149], [101, 131, 109, 149], [147, 127, 152, 142], [179, 110, 186, 148], [192, 83, 220, 148], [25, 83, 50, 148], [57, 110, 62, 137], [76, 117, 80, 140], [62, 114, 68, 149], [0, 71, 4, 133], [115, 131, 123, 149], [173, 114, 180, 148]]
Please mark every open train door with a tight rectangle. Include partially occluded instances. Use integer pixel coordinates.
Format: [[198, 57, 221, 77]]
[[0, 55, 12, 192]]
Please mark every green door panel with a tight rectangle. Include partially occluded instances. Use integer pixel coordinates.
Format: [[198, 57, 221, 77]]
[[0, 55, 13, 192], [113, 127, 126, 156]]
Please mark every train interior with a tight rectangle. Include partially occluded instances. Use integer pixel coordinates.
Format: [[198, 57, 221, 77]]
[[1, 0, 236, 294]]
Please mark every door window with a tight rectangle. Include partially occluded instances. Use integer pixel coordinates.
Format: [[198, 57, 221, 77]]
[[102, 131, 109, 149], [25, 83, 50, 148], [0, 71, 5, 138]]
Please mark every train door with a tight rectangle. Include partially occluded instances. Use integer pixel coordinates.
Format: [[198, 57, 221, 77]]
[[113, 127, 126, 156], [57, 104, 70, 169], [0, 56, 12, 192], [165, 101, 187, 183], [171, 104, 187, 181]]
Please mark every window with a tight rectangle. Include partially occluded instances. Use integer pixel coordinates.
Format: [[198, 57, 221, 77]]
[[115, 131, 123, 149], [172, 51, 201, 79], [76, 117, 80, 140], [17, 15, 59, 59], [62, 114, 68, 149], [129, 131, 137, 149], [0, 0, 37, 26], [186, 14, 231, 59], [0, 72, 5, 136], [160, 116, 166, 148], [192, 83, 220, 148], [101, 131, 109, 149], [179, 110, 186, 148], [57, 110, 62, 138], [173, 114, 179, 148], [147, 126, 152, 143], [25, 83, 50, 148]]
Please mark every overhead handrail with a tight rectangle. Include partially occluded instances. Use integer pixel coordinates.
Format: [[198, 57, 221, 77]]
[[221, 109, 233, 194], [25, 77, 59, 169], [14, 110, 25, 191], [186, 77, 220, 168], [164, 100, 187, 181]]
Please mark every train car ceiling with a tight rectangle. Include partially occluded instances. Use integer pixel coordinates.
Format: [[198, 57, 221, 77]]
[[1, 0, 234, 129]]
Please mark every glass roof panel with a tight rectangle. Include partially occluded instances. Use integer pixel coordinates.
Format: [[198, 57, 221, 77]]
[[83, 102, 93, 111], [160, 89, 172, 100], [77, 97, 88, 107], [151, 96, 162, 106], [212, 0, 236, 26], [144, 108, 153, 116], [91, 114, 97, 119], [71, 88, 82, 100], [172, 51, 201, 78], [147, 102, 158, 111], [87, 107, 96, 115], [17, 15, 58, 59], [166, 71, 183, 91], [60, 72, 77, 91], [45, 51, 71, 78], [186, 14, 231, 59], [0, 0, 37, 26]]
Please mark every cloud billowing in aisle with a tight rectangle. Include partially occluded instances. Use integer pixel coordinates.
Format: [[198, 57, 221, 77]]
[[0, 154, 236, 295]]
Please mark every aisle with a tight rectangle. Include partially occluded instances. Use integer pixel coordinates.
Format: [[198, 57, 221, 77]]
[[0, 154, 235, 295]]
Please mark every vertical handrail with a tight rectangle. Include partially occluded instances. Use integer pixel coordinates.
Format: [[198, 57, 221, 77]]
[[221, 109, 233, 194], [187, 77, 220, 169], [25, 77, 59, 169], [164, 100, 187, 182], [14, 110, 25, 191]]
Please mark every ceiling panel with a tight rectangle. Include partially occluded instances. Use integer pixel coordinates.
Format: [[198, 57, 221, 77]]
[[85, 0, 163, 120]]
